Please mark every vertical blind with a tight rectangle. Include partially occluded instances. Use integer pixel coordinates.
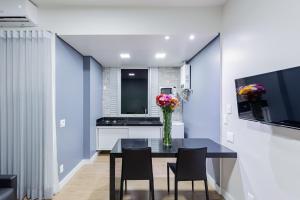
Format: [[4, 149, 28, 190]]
[[0, 30, 58, 199]]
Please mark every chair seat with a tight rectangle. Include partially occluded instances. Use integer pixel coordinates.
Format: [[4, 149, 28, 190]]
[[0, 188, 14, 200], [167, 163, 176, 173]]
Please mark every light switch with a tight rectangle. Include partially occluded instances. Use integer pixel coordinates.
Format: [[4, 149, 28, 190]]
[[226, 131, 234, 144], [223, 114, 229, 125], [59, 119, 66, 128], [226, 104, 232, 114], [59, 164, 64, 174]]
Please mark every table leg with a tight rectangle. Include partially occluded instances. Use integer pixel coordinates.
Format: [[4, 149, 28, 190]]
[[110, 154, 115, 200]]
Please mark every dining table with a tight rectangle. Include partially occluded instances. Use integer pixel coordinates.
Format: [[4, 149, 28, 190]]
[[109, 138, 237, 200]]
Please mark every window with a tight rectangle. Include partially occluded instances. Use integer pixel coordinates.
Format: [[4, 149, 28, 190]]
[[121, 69, 148, 114]]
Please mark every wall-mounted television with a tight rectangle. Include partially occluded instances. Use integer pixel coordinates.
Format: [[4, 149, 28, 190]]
[[235, 66, 300, 130]]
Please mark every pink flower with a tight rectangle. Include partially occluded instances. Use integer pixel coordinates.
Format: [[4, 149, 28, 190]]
[[156, 94, 180, 112]]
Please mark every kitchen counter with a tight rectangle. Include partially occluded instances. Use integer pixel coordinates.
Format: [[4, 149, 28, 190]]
[[96, 117, 184, 150], [96, 117, 163, 126]]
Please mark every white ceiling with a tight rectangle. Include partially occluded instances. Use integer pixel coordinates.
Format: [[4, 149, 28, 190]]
[[32, 0, 227, 8], [60, 34, 218, 67]]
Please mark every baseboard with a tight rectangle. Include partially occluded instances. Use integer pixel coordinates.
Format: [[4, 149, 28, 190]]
[[82, 152, 98, 164], [221, 189, 235, 200], [58, 152, 98, 190], [207, 174, 236, 200], [90, 152, 98, 162], [207, 174, 222, 194], [59, 160, 85, 190]]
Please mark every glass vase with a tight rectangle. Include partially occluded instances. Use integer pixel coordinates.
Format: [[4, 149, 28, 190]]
[[163, 110, 172, 146]]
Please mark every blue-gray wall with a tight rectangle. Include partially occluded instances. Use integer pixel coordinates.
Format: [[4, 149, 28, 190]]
[[83, 57, 103, 158], [183, 36, 221, 184], [83, 57, 91, 159], [90, 58, 103, 156], [56, 37, 84, 181], [56, 38, 103, 181]]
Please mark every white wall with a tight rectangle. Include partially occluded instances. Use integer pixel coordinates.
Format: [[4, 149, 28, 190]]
[[38, 7, 222, 35], [221, 0, 300, 200]]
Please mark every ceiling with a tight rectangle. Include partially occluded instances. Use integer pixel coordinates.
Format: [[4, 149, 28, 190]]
[[32, 0, 227, 8], [60, 34, 218, 67]]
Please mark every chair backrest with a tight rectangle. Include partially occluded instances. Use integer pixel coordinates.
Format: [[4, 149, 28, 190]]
[[121, 147, 153, 180], [175, 147, 207, 181]]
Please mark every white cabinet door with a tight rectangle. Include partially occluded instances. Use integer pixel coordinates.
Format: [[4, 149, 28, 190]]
[[129, 126, 162, 138], [172, 122, 185, 138], [97, 127, 129, 150]]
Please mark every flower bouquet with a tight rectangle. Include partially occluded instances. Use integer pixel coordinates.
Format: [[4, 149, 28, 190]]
[[238, 84, 266, 101], [156, 94, 180, 146]]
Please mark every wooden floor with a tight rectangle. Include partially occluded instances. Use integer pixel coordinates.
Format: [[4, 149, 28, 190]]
[[53, 154, 224, 200]]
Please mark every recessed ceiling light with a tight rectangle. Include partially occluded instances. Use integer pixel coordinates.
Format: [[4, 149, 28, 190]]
[[189, 34, 195, 40], [128, 73, 135, 77], [164, 35, 170, 40], [155, 53, 166, 59], [120, 53, 130, 59]]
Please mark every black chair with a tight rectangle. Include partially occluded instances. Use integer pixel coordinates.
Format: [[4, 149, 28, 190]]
[[120, 147, 154, 200], [0, 175, 17, 200], [167, 148, 209, 200]]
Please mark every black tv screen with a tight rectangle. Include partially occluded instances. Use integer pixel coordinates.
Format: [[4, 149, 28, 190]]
[[235, 66, 300, 129]]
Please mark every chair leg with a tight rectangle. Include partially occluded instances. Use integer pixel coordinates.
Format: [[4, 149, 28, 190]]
[[149, 180, 151, 200], [174, 180, 178, 200], [150, 179, 155, 200], [167, 165, 170, 194], [120, 179, 124, 200], [204, 180, 209, 200], [125, 180, 127, 193], [192, 180, 194, 192]]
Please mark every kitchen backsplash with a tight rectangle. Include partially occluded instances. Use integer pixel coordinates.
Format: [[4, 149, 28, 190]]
[[102, 67, 182, 121]]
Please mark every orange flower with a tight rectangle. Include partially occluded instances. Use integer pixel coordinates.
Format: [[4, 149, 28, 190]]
[[238, 84, 266, 96], [170, 97, 180, 111]]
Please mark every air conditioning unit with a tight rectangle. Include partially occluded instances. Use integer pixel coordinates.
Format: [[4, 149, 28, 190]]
[[0, 0, 38, 27]]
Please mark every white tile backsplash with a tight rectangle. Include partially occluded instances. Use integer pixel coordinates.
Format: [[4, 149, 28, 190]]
[[103, 67, 119, 116], [158, 67, 182, 121], [102, 67, 182, 121]]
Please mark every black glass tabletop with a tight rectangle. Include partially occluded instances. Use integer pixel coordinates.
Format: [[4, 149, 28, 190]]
[[110, 138, 237, 158]]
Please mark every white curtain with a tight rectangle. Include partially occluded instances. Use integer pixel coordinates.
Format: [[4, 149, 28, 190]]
[[0, 30, 59, 199]]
